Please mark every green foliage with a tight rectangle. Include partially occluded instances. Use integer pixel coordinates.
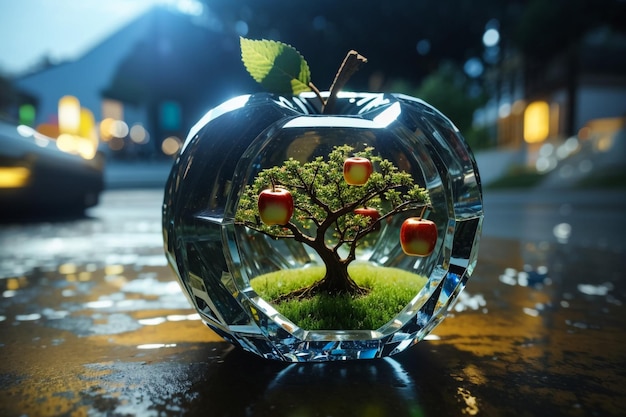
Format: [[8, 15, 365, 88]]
[[250, 263, 428, 330], [235, 144, 430, 256], [514, 0, 614, 60], [389, 63, 495, 150], [240, 37, 312, 95], [414, 63, 487, 134], [464, 125, 494, 151]]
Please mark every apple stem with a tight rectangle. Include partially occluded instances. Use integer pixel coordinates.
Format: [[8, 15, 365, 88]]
[[308, 82, 325, 106], [322, 50, 367, 114], [419, 205, 428, 219], [270, 176, 276, 192]]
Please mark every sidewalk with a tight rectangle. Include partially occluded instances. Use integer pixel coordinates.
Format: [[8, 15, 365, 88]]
[[103, 160, 174, 189]]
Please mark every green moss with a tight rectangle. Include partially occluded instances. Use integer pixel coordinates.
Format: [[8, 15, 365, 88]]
[[250, 263, 427, 330]]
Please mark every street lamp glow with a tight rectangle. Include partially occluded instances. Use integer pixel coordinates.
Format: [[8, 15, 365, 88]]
[[482, 28, 500, 47]]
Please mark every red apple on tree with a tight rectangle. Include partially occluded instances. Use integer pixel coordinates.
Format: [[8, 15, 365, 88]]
[[354, 207, 381, 231], [258, 187, 294, 226], [343, 157, 373, 185], [400, 217, 437, 257]]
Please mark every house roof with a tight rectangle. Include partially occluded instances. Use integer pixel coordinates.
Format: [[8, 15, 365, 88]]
[[100, 6, 258, 106], [19, 6, 259, 109]]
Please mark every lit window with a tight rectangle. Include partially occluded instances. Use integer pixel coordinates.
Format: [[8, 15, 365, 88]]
[[58, 96, 81, 135], [524, 101, 550, 143]]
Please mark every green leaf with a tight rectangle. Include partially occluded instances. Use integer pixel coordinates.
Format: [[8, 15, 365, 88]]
[[240, 37, 312, 95]]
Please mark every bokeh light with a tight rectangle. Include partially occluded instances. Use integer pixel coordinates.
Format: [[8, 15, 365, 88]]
[[99, 118, 115, 141], [100, 118, 129, 142], [482, 28, 500, 47], [129, 123, 150, 144], [234, 20, 248, 36], [161, 136, 182, 156], [112, 120, 129, 138], [19, 104, 36, 126], [56, 133, 76, 153], [58, 96, 81, 135], [416, 39, 431, 56], [464, 58, 484, 78]]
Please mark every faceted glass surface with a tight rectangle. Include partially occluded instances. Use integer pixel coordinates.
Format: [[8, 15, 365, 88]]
[[162, 92, 483, 361]]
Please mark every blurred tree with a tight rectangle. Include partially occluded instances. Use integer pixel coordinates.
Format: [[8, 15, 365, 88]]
[[414, 63, 485, 133], [395, 63, 490, 149], [0, 74, 37, 123], [514, 0, 626, 61], [200, 0, 625, 139], [204, 0, 626, 83], [205, 0, 507, 89], [0, 75, 15, 118]]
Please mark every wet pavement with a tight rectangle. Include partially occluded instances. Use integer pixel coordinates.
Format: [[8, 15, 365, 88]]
[[1, 188, 625, 416]]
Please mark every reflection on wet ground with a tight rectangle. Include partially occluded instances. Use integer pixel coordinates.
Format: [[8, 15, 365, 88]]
[[1, 189, 625, 416]]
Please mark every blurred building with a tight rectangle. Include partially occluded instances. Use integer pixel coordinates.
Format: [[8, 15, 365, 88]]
[[480, 28, 626, 152], [14, 5, 256, 159]]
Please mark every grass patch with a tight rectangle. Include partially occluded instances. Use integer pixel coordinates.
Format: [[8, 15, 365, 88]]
[[250, 263, 427, 330], [486, 166, 546, 189], [576, 168, 626, 188]]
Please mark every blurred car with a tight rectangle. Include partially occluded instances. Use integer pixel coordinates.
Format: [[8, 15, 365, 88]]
[[0, 120, 104, 219]]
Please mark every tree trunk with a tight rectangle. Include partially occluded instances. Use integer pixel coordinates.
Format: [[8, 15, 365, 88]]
[[312, 257, 366, 296], [275, 246, 367, 302]]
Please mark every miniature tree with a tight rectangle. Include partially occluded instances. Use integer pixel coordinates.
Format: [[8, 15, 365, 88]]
[[235, 144, 431, 300]]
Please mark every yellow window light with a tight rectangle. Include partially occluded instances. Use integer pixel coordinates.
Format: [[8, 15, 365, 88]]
[[78, 108, 99, 160], [58, 95, 81, 135], [79, 108, 96, 141], [524, 101, 550, 143]]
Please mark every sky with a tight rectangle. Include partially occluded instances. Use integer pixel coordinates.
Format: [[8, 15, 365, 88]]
[[0, 0, 167, 76]]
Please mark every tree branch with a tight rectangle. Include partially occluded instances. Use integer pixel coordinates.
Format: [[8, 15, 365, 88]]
[[333, 178, 346, 207], [352, 183, 402, 212], [332, 218, 350, 253], [293, 167, 333, 216], [283, 222, 315, 244], [294, 203, 322, 227], [346, 201, 430, 261], [235, 222, 295, 240]]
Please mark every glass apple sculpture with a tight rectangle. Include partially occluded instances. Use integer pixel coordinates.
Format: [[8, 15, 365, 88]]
[[162, 90, 484, 362]]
